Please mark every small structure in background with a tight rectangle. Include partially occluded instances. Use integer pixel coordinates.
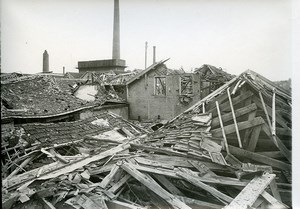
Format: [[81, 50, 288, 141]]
[[77, 0, 126, 74], [42, 50, 49, 73]]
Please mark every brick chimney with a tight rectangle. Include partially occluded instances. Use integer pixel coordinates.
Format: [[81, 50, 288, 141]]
[[43, 50, 49, 73], [112, 0, 120, 59]]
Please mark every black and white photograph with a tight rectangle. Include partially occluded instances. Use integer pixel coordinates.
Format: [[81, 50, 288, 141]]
[[1, 0, 299, 208]]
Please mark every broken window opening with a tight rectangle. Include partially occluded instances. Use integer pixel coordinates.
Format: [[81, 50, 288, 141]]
[[180, 76, 193, 95], [154, 77, 166, 96]]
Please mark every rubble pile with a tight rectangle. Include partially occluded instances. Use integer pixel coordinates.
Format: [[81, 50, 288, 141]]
[[2, 70, 292, 209]]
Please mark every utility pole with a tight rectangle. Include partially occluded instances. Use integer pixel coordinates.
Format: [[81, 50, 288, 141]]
[[145, 41, 148, 69]]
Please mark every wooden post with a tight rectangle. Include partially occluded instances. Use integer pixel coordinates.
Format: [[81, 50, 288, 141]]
[[227, 88, 242, 148], [259, 92, 273, 133], [272, 88, 276, 136], [215, 101, 229, 154]]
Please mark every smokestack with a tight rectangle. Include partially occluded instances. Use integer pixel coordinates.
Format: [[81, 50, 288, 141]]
[[153, 46, 156, 64], [63, 66, 65, 74], [112, 0, 120, 59], [43, 50, 49, 73]]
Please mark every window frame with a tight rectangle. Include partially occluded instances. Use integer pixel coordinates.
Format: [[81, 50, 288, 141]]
[[154, 76, 167, 96]]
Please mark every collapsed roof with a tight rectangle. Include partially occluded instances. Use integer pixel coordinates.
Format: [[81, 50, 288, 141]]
[[1, 69, 292, 209], [1, 74, 125, 120]]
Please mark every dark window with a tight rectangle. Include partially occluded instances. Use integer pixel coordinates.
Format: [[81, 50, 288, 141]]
[[180, 76, 193, 95], [155, 77, 166, 96]]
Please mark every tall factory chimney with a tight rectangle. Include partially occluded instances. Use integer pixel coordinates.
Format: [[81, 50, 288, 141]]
[[43, 50, 49, 73], [112, 0, 120, 59]]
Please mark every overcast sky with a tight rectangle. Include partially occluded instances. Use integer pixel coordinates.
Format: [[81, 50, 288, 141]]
[[1, 0, 295, 81]]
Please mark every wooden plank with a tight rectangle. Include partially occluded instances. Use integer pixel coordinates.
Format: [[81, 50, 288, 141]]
[[243, 109, 257, 146], [227, 88, 242, 148], [130, 143, 188, 157], [269, 178, 282, 202], [77, 194, 106, 209], [108, 174, 131, 194], [106, 200, 145, 209], [209, 91, 254, 117], [134, 157, 174, 169], [41, 198, 56, 209], [211, 117, 265, 137], [262, 124, 291, 162], [188, 160, 217, 177], [272, 88, 276, 136], [175, 195, 223, 209], [6, 155, 36, 178], [252, 95, 289, 129], [99, 164, 120, 189], [38, 143, 130, 180], [141, 153, 227, 171], [228, 145, 291, 170], [224, 173, 275, 209], [121, 161, 191, 209], [261, 191, 288, 209], [134, 163, 247, 186], [176, 171, 233, 203], [246, 125, 262, 152], [153, 174, 184, 196], [215, 101, 229, 154], [211, 103, 257, 128], [255, 151, 284, 159]]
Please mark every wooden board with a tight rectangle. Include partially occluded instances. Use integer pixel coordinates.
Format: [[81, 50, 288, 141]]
[[228, 145, 291, 171], [224, 173, 275, 209], [121, 161, 191, 209], [211, 117, 265, 137]]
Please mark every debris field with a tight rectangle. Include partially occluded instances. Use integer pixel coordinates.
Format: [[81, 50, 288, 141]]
[[1, 70, 292, 209]]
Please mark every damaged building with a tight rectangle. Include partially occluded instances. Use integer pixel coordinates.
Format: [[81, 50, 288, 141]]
[[1, 68, 292, 209], [126, 59, 233, 121]]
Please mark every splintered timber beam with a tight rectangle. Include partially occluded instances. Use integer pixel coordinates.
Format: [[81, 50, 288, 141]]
[[211, 103, 257, 128], [99, 164, 120, 189], [211, 117, 265, 137], [5, 143, 130, 189], [227, 88, 242, 148], [152, 174, 184, 196], [38, 143, 130, 180], [130, 162, 248, 186], [224, 173, 275, 209], [121, 161, 192, 209], [108, 174, 131, 194], [176, 171, 233, 203], [228, 145, 291, 171]]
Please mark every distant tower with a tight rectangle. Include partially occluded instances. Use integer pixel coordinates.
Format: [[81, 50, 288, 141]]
[[112, 0, 120, 59], [43, 50, 49, 73]]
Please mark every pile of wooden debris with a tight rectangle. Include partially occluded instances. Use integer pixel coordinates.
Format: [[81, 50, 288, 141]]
[[2, 70, 292, 209]]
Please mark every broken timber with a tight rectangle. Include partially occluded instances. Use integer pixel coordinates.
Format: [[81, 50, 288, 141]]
[[224, 173, 275, 209]]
